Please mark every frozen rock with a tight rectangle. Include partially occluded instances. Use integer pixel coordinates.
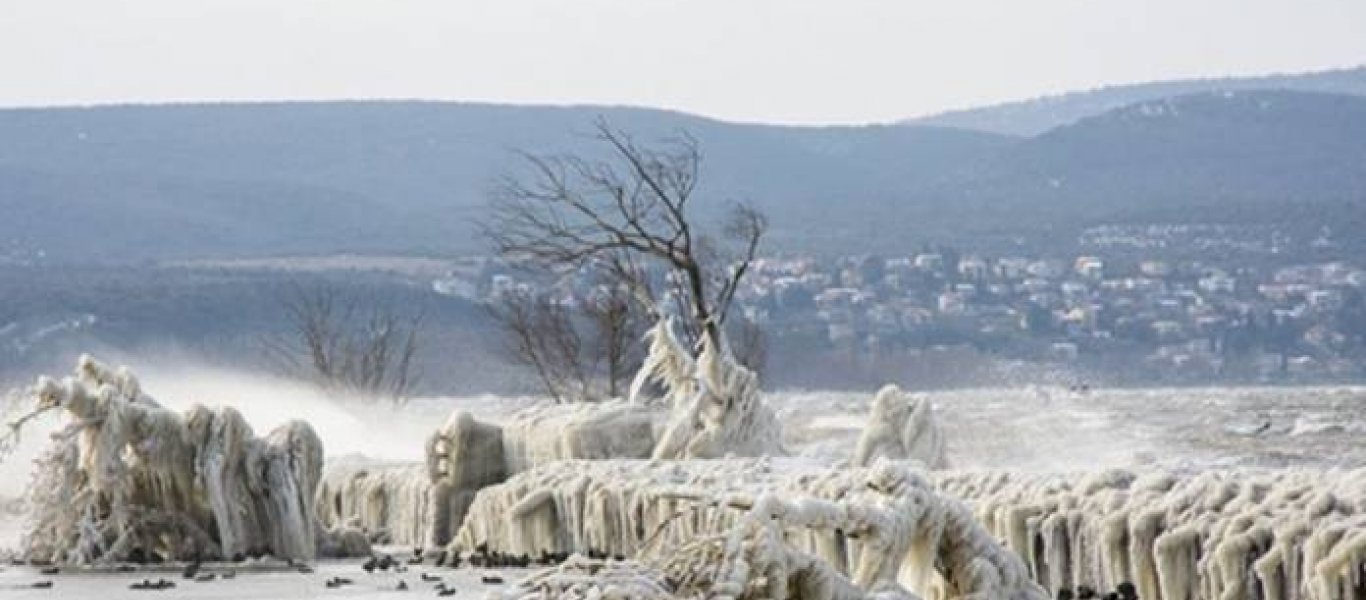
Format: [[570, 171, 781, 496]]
[[854, 385, 947, 469]]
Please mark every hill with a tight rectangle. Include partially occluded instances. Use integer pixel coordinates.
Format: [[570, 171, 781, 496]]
[[898, 90, 1366, 256], [913, 65, 1366, 136], [0, 102, 1009, 261], [2, 91, 1366, 262]]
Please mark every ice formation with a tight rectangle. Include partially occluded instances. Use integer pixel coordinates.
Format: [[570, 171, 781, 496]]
[[453, 458, 1046, 600], [491, 555, 681, 600], [317, 410, 506, 547], [7, 355, 344, 563], [636, 319, 783, 460], [853, 385, 947, 469], [935, 468, 1366, 600], [501, 400, 657, 473], [316, 400, 661, 548]]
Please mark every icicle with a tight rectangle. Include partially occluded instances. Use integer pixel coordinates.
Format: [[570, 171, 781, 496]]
[[8, 355, 341, 563], [451, 458, 1045, 600]]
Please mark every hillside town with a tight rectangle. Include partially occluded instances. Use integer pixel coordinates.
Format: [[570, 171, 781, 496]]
[[451, 246, 1366, 385]]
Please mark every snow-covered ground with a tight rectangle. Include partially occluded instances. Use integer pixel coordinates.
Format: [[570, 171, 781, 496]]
[[778, 385, 1366, 470]]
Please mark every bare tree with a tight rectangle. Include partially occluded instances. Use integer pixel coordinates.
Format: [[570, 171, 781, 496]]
[[484, 269, 646, 402], [265, 285, 422, 404], [730, 312, 768, 376], [485, 121, 767, 379]]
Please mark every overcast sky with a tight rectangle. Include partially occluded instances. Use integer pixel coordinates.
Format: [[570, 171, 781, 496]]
[[4, 1, 1364, 124]]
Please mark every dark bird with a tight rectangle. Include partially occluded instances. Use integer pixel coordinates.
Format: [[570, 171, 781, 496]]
[[31, 580, 54, 589], [136, 578, 175, 590], [396, 580, 408, 591], [421, 573, 441, 582], [481, 575, 504, 585], [362, 556, 378, 573], [326, 576, 355, 588], [194, 573, 216, 583], [39, 566, 60, 575], [437, 586, 457, 597]]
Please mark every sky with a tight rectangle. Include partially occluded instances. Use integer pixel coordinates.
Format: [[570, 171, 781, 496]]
[[3, 0, 1365, 125]]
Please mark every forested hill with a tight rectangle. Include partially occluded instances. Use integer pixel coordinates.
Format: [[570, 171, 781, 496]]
[[0, 102, 1008, 260], [3, 88, 1365, 262], [913, 64, 1366, 136]]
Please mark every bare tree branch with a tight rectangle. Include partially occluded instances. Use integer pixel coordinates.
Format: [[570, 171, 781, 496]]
[[482, 121, 769, 396], [264, 285, 423, 404]]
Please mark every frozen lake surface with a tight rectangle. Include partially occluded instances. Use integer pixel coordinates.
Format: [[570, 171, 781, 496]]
[[0, 559, 529, 600]]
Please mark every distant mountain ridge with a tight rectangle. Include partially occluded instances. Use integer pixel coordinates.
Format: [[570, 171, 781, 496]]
[[2, 84, 1366, 262], [0, 102, 1011, 260], [912, 65, 1366, 136], [934, 90, 1366, 241]]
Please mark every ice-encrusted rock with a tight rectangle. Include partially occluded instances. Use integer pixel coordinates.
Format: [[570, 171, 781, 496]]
[[501, 400, 657, 474], [854, 385, 947, 469], [317, 409, 507, 547], [454, 458, 1046, 600], [935, 468, 1366, 600]]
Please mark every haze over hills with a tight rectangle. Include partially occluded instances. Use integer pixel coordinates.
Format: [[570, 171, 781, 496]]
[[4, 68, 1366, 391], [0, 102, 1008, 261], [913, 64, 1366, 136], [923, 90, 1366, 253], [1, 67, 1365, 263]]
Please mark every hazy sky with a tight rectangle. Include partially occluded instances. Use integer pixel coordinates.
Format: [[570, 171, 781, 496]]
[[4, 1, 1365, 124]]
